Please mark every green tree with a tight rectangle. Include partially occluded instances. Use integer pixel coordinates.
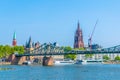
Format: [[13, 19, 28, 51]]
[[0, 45, 25, 58], [75, 48, 94, 59], [103, 55, 110, 60], [64, 46, 76, 60], [64, 46, 72, 52], [74, 47, 85, 50], [64, 54, 76, 60], [115, 56, 120, 61], [4, 45, 11, 56], [85, 54, 94, 59], [13, 46, 24, 54], [0, 45, 3, 58]]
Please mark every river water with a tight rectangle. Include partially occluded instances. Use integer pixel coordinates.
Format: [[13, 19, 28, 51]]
[[0, 64, 120, 80]]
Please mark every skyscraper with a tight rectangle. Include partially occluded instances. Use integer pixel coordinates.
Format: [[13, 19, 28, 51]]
[[74, 22, 84, 48], [12, 32, 17, 46]]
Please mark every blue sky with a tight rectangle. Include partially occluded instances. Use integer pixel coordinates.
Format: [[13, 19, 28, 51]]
[[0, 0, 120, 48]]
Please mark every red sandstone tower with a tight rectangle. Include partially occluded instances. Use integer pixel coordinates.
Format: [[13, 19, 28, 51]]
[[74, 22, 84, 48], [12, 32, 17, 46]]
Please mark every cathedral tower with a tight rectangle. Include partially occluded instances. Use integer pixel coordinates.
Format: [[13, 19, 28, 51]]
[[12, 32, 17, 46], [25, 36, 34, 51], [74, 22, 84, 48]]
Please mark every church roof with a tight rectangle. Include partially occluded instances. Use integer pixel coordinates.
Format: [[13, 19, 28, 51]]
[[13, 32, 16, 40]]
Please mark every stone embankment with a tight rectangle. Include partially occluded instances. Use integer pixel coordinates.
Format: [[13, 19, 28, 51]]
[[103, 61, 120, 64], [0, 62, 11, 65]]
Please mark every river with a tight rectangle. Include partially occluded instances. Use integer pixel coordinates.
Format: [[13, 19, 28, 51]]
[[0, 64, 120, 80]]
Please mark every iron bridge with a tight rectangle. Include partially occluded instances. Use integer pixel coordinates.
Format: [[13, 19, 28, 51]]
[[15, 43, 120, 57]]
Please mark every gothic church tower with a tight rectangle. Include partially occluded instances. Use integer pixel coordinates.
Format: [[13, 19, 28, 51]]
[[74, 22, 84, 48]]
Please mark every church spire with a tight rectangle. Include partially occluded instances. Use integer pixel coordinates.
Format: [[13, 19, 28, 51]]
[[77, 21, 80, 30], [28, 36, 32, 48], [74, 22, 84, 48], [13, 32, 16, 40], [77, 21, 82, 32], [12, 32, 17, 46]]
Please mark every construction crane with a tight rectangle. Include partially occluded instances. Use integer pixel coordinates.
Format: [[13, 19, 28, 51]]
[[88, 19, 98, 50]]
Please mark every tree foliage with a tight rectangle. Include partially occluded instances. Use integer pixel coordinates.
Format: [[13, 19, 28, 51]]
[[64, 46, 76, 60], [64, 46, 72, 52], [85, 54, 94, 59], [74, 47, 85, 50], [103, 55, 110, 60], [115, 56, 120, 61], [13, 46, 24, 54], [75, 48, 94, 59], [0, 45, 25, 58], [64, 54, 76, 60]]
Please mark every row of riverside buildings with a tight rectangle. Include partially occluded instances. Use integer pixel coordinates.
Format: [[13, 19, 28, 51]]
[[12, 22, 119, 60]]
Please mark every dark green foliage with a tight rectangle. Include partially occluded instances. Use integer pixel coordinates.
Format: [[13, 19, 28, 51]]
[[103, 55, 110, 60], [85, 54, 94, 58], [74, 47, 85, 50], [74, 48, 94, 59], [13, 46, 24, 54], [64, 54, 76, 60], [115, 56, 120, 61], [64, 46, 72, 52], [0, 45, 25, 58], [64, 46, 76, 60]]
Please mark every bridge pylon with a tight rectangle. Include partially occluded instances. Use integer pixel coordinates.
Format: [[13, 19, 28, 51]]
[[42, 56, 54, 66]]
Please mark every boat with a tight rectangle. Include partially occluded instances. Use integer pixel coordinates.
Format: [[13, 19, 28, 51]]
[[54, 59, 75, 65], [87, 59, 103, 63], [22, 61, 32, 65], [75, 60, 87, 64], [75, 59, 103, 64]]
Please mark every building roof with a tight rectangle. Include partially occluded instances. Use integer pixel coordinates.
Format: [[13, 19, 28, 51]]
[[13, 32, 16, 40]]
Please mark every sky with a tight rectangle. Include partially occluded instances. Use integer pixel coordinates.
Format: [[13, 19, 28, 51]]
[[0, 0, 120, 48]]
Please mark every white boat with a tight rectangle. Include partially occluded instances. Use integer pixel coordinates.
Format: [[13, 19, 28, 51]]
[[76, 59, 103, 64], [86, 59, 103, 64], [87, 59, 103, 63], [22, 61, 32, 65], [54, 59, 75, 65]]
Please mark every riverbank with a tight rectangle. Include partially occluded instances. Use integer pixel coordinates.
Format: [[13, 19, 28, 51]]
[[0, 62, 11, 65], [0, 61, 120, 65], [103, 61, 120, 64]]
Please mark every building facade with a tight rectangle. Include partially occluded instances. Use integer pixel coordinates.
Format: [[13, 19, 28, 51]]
[[74, 22, 84, 48], [25, 36, 40, 51]]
